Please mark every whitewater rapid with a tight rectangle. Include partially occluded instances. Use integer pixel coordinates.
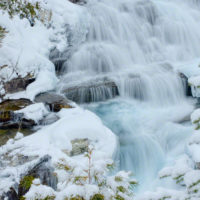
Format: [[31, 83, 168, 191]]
[[58, 0, 200, 194]]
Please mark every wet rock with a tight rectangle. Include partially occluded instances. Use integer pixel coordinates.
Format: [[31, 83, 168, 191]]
[[70, 138, 89, 156], [0, 111, 22, 123], [4, 74, 35, 94], [179, 73, 192, 97], [1, 188, 18, 200], [0, 117, 36, 130], [62, 81, 119, 103], [35, 92, 73, 112]]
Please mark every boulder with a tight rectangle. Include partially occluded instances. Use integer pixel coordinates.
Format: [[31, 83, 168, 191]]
[[4, 74, 35, 94], [35, 92, 73, 112], [62, 81, 119, 103], [70, 138, 89, 156]]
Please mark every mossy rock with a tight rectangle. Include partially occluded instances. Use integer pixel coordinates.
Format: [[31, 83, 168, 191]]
[[90, 194, 104, 200], [0, 128, 34, 146], [0, 98, 32, 111]]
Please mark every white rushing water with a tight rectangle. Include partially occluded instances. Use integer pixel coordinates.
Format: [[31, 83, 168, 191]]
[[58, 0, 200, 195]]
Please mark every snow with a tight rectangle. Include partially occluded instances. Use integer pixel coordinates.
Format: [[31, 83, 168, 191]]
[[15, 103, 49, 122], [0, 106, 117, 195], [25, 182, 56, 200], [0, 0, 90, 100]]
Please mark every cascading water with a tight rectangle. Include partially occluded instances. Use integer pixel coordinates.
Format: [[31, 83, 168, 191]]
[[57, 0, 200, 195]]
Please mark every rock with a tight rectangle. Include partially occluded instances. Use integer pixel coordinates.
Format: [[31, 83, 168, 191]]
[[0, 111, 22, 123], [18, 155, 57, 198], [69, 0, 86, 4], [53, 58, 66, 76], [0, 99, 34, 146], [70, 138, 89, 156], [195, 162, 200, 169], [62, 81, 119, 103], [4, 74, 35, 94], [0, 118, 36, 130], [1, 188, 18, 200], [0, 98, 33, 111], [179, 72, 192, 97], [35, 92, 73, 112]]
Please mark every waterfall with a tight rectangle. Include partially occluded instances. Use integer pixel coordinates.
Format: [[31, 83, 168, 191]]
[[58, 0, 200, 193], [58, 0, 200, 104]]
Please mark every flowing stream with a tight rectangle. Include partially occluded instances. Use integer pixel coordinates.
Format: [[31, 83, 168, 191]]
[[58, 0, 200, 195]]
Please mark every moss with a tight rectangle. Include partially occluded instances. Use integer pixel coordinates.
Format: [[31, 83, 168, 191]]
[[70, 196, 84, 200], [115, 195, 124, 200], [0, 26, 7, 46], [0, 129, 7, 136], [42, 196, 56, 200], [115, 176, 123, 182], [20, 197, 26, 200], [158, 196, 171, 200], [19, 175, 34, 190], [90, 194, 104, 200], [117, 186, 126, 193]]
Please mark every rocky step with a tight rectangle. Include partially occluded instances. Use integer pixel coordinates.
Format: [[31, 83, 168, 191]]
[[34, 92, 73, 112], [62, 81, 119, 103]]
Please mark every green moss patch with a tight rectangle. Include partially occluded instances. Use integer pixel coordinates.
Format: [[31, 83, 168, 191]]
[[19, 175, 34, 190]]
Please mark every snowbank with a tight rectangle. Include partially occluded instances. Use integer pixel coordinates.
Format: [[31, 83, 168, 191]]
[[0, 106, 117, 195]]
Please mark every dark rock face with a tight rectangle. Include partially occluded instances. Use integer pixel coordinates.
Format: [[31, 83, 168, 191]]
[[53, 58, 66, 76], [179, 73, 192, 97], [62, 81, 119, 103], [1, 188, 18, 200], [35, 92, 73, 112], [69, 0, 86, 4], [4, 75, 35, 94]]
